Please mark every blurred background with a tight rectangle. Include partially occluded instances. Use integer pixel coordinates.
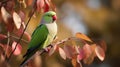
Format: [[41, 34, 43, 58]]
[[1, 0, 120, 67], [47, 0, 120, 67], [28, 0, 120, 67]]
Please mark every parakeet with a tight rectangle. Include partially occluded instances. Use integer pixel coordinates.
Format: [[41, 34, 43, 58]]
[[20, 11, 57, 66]]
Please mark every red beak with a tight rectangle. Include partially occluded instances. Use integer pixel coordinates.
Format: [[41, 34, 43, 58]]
[[52, 15, 57, 21]]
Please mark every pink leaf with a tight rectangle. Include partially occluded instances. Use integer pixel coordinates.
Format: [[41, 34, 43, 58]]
[[49, 44, 57, 56], [98, 40, 107, 52], [37, 0, 45, 11], [95, 45, 105, 61], [64, 45, 76, 59], [1, 7, 14, 32], [83, 44, 95, 64], [59, 47, 66, 60], [6, 22, 14, 32], [1, 6, 12, 24], [13, 12, 22, 29], [14, 26, 24, 36], [12, 41, 22, 56], [77, 48, 85, 60], [83, 44, 92, 58], [19, 10, 26, 22], [21, 22, 25, 29], [44, 0, 50, 12], [0, 34, 7, 40]]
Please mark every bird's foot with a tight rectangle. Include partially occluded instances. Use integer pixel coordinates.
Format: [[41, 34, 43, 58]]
[[44, 44, 53, 52]]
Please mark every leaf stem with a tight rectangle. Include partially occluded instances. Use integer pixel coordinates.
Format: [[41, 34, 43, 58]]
[[5, 31, 10, 60], [10, 35, 29, 44]]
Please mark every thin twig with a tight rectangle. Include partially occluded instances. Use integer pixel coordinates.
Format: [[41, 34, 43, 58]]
[[10, 35, 29, 44], [5, 32, 10, 60], [7, 6, 36, 62]]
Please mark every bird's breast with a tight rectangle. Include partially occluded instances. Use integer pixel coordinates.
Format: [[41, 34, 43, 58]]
[[45, 22, 57, 37]]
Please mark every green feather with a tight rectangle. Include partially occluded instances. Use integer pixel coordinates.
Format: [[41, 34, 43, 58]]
[[28, 24, 48, 49]]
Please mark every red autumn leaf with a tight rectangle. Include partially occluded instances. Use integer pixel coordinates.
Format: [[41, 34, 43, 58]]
[[83, 44, 92, 58], [19, 10, 26, 22], [95, 45, 105, 61], [1, 6, 12, 24], [83, 44, 95, 64], [63, 45, 76, 59], [59, 47, 66, 60], [37, 0, 45, 11], [14, 26, 24, 36], [77, 48, 85, 60], [1, 7, 14, 32], [49, 44, 57, 56], [36, 0, 51, 12], [6, 21, 14, 32], [0, 34, 7, 40], [21, 22, 25, 29], [13, 11, 22, 29], [98, 40, 107, 52], [76, 32, 92, 42], [44, 0, 50, 12], [12, 41, 22, 56]]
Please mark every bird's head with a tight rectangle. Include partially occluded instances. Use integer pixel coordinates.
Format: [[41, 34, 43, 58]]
[[43, 11, 57, 23]]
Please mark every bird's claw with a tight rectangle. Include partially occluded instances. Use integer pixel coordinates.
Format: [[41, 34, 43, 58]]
[[44, 44, 53, 52]]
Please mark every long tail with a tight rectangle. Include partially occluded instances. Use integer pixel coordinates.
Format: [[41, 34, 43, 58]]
[[20, 50, 37, 67], [20, 47, 41, 67]]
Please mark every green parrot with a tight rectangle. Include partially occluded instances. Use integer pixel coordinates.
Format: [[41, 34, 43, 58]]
[[20, 11, 57, 66]]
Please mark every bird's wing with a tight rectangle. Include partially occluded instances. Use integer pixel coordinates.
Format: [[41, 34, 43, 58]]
[[29, 24, 48, 48], [23, 24, 49, 57]]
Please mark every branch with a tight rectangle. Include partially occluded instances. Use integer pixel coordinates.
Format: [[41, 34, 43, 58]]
[[20, 37, 73, 67], [7, 2, 37, 62]]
